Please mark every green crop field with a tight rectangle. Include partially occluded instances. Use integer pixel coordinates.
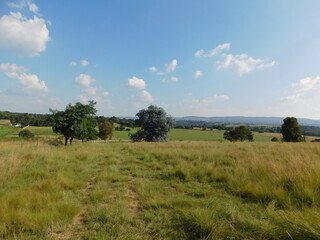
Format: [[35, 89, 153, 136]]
[[0, 141, 320, 239]]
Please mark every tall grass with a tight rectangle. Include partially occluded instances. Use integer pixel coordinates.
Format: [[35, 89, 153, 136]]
[[0, 141, 320, 239]]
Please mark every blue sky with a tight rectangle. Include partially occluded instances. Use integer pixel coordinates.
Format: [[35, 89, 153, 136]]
[[1, 0, 320, 118]]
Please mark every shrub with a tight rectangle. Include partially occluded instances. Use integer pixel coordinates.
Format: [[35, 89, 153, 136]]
[[18, 129, 34, 139]]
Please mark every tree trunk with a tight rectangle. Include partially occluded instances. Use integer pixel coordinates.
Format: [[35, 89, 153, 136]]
[[64, 137, 68, 146]]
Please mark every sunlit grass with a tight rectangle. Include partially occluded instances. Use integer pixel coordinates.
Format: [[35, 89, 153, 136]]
[[0, 141, 320, 239]]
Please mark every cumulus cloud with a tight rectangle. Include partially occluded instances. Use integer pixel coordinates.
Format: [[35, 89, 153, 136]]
[[165, 59, 177, 73], [0, 12, 50, 57], [0, 62, 48, 91], [140, 90, 155, 102], [195, 43, 231, 57], [194, 70, 202, 79], [81, 60, 89, 67], [102, 91, 109, 97], [0, 63, 26, 72], [70, 61, 77, 66], [8, 0, 39, 14], [216, 53, 276, 76], [15, 73, 48, 91], [282, 76, 320, 103], [75, 74, 96, 87], [291, 76, 320, 92], [128, 76, 146, 90], [149, 66, 157, 72]]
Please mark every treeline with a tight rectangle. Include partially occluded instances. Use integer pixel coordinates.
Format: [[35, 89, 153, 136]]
[[0, 111, 135, 128], [175, 120, 320, 137]]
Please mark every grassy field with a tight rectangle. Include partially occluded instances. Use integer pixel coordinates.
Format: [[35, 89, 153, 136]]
[[0, 140, 320, 239], [1, 122, 319, 143]]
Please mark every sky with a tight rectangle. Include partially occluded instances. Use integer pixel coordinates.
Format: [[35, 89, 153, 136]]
[[1, 0, 320, 118]]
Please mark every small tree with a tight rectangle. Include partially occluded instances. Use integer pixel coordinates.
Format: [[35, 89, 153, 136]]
[[130, 105, 175, 142], [271, 137, 279, 142], [99, 121, 113, 143], [224, 126, 253, 142], [18, 129, 34, 139], [281, 117, 304, 142]]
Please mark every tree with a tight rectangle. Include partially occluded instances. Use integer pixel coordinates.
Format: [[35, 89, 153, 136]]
[[99, 121, 113, 142], [18, 129, 34, 139], [74, 118, 98, 143], [129, 105, 175, 142], [50, 101, 97, 145], [224, 126, 253, 142], [281, 117, 304, 142]]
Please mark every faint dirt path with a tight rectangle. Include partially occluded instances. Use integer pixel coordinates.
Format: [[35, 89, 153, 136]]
[[51, 176, 96, 240]]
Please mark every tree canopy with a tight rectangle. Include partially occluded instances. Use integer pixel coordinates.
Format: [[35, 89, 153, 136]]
[[281, 117, 304, 142], [130, 105, 175, 142], [99, 121, 113, 142], [224, 126, 253, 142], [50, 101, 97, 145]]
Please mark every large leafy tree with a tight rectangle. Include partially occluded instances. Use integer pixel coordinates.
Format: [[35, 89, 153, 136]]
[[281, 117, 304, 142], [50, 101, 97, 145], [130, 105, 175, 142], [224, 126, 253, 142]]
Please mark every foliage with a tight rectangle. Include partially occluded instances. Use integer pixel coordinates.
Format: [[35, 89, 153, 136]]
[[74, 118, 98, 142], [281, 117, 305, 142], [98, 121, 113, 142], [18, 129, 34, 139], [224, 126, 253, 142], [50, 101, 97, 145], [130, 105, 175, 142], [271, 137, 279, 142]]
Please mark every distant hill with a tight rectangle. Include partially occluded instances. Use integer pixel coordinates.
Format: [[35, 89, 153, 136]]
[[175, 116, 320, 127]]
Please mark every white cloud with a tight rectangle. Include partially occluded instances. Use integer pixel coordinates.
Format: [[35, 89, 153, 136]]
[[162, 76, 179, 83], [81, 60, 89, 67], [216, 53, 276, 76], [75, 74, 96, 87], [128, 76, 146, 90], [70, 61, 77, 66], [194, 70, 202, 79], [140, 90, 155, 102], [149, 66, 157, 72], [8, 0, 39, 13], [0, 12, 50, 57], [102, 91, 109, 97], [192, 94, 230, 104], [165, 59, 177, 73], [0, 63, 26, 72], [83, 86, 98, 95], [291, 76, 320, 92], [195, 43, 231, 57], [15, 73, 48, 91], [28, 3, 39, 13], [0, 62, 48, 91]]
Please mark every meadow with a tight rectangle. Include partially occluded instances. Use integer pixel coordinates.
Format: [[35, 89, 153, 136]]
[[0, 139, 320, 239]]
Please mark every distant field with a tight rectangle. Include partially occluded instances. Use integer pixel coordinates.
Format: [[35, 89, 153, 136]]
[[0, 141, 320, 239], [1, 124, 319, 142]]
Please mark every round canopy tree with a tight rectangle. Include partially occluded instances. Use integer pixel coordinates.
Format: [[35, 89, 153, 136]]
[[130, 105, 175, 142], [281, 117, 304, 142]]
